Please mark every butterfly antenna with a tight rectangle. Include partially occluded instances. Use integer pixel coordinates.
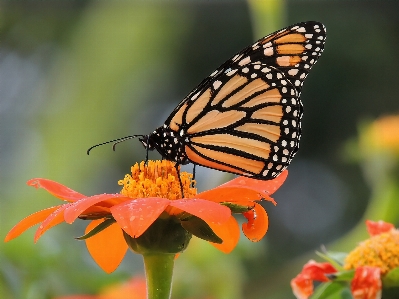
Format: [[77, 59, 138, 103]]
[[87, 135, 145, 155]]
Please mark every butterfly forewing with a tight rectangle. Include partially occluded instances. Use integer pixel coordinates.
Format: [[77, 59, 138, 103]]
[[148, 21, 326, 180], [165, 21, 325, 129], [231, 21, 326, 93]]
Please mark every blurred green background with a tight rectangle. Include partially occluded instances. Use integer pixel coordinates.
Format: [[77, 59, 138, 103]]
[[1, 1, 399, 299]]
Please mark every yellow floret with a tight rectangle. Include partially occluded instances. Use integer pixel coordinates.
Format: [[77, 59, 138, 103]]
[[118, 160, 197, 200], [344, 230, 399, 275]]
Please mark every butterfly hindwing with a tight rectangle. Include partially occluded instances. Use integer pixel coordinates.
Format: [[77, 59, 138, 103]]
[[176, 63, 300, 179]]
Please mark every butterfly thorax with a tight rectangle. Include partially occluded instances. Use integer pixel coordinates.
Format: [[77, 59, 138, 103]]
[[140, 125, 189, 165]]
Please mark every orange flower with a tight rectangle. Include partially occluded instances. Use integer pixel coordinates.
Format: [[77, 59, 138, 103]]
[[5, 160, 287, 273], [360, 114, 399, 155], [292, 220, 398, 299], [291, 262, 383, 299], [344, 220, 399, 276]]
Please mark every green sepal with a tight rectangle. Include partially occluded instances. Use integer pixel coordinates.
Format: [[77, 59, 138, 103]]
[[124, 215, 192, 255], [383, 267, 399, 288], [312, 281, 351, 299], [327, 270, 355, 282], [316, 250, 347, 271], [180, 215, 223, 244], [221, 202, 252, 213], [75, 218, 116, 240]]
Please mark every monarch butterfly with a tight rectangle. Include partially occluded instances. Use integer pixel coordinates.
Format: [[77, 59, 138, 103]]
[[88, 21, 326, 180]]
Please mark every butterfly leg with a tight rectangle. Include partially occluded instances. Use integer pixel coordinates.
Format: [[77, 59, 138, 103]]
[[145, 135, 150, 165], [174, 163, 185, 198], [191, 164, 196, 188]]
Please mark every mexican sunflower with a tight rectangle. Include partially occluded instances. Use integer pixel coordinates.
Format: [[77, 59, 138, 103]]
[[291, 220, 399, 299], [5, 160, 287, 274]]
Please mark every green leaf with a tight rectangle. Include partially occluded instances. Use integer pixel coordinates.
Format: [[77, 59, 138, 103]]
[[180, 216, 223, 244], [328, 270, 355, 282], [221, 202, 252, 213], [383, 267, 399, 288], [316, 250, 347, 270], [311, 282, 351, 299], [75, 218, 116, 240]]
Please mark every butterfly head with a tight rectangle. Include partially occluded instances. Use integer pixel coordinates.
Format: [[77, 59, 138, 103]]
[[139, 135, 155, 151], [142, 126, 190, 165]]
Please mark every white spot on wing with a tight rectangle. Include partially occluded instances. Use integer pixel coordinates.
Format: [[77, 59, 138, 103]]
[[238, 56, 251, 66], [264, 47, 273, 56], [213, 80, 222, 90], [261, 67, 271, 73], [191, 91, 200, 101], [226, 69, 238, 76]]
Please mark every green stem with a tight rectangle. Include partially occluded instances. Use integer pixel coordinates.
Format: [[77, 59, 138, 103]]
[[143, 253, 175, 299]]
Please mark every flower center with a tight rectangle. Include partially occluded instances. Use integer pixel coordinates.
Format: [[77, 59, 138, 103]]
[[344, 229, 399, 275], [118, 160, 197, 200]]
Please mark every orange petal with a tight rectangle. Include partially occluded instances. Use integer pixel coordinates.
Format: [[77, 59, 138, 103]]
[[34, 204, 72, 242], [85, 220, 128, 273], [64, 194, 130, 224], [197, 171, 288, 205], [4, 206, 60, 242], [208, 215, 240, 253], [366, 220, 394, 236], [242, 202, 268, 242], [301, 260, 337, 282], [198, 186, 273, 204], [291, 260, 337, 299], [169, 198, 231, 224], [291, 273, 313, 299], [27, 178, 86, 202], [219, 169, 288, 195], [351, 266, 382, 299], [110, 197, 170, 238]]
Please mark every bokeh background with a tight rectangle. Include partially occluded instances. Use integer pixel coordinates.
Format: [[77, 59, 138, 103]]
[[1, 1, 399, 298]]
